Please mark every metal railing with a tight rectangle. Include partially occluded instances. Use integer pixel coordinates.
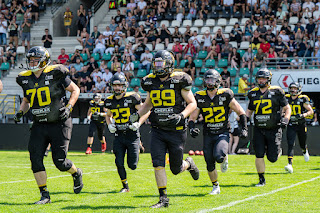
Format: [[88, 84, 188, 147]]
[[263, 57, 320, 70], [51, 0, 69, 14], [91, 0, 105, 14], [0, 95, 20, 123]]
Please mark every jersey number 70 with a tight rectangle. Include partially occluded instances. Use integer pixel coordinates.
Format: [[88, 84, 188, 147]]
[[26, 87, 51, 107]]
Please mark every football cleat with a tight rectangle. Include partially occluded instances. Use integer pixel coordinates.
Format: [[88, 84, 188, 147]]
[[220, 156, 228, 173], [73, 168, 83, 194], [34, 191, 51, 204], [185, 157, 200, 180], [101, 142, 106, 152], [209, 184, 220, 195], [255, 179, 266, 187], [284, 164, 293, 173], [303, 149, 310, 162], [86, 147, 92, 155], [119, 188, 130, 193], [150, 196, 169, 208]]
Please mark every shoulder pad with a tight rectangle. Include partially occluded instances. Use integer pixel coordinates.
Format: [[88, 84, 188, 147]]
[[90, 100, 94, 104], [99, 101, 105, 105], [107, 94, 114, 100], [195, 90, 207, 96], [269, 85, 283, 91], [124, 91, 136, 97], [170, 71, 185, 77], [285, 94, 290, 98], [18, 70, 32, 76], [144, 73, 156, 79], [298, 94, 310, 100], [250, 87, 260, 92], [43, 65, 63, 73], [217, 88, 229, 95]]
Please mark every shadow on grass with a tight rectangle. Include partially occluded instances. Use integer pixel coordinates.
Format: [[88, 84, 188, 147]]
[[310, 168, 320, 170], [241, 172, 284, 175], [0, 199, 68, 206], [194, 184, 254, 188], [134, 193, 206, 198], [61, 205, 136, 210], [51, 190, 118, 195]]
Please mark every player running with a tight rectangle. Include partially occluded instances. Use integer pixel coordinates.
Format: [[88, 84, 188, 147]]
[[14, 46, 83, 204], [85, 93, 107, 154], [284, 82, 313, 173], [246, 68, 291, 187], [105, 73, 150, 193], [129, 50, 199, 208], [189, 69, 248, 195]]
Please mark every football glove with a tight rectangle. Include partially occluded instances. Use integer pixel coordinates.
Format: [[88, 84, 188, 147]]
[[239, 114, 248, 139], [129, 112, 140, 123], [59, 104, 73, 120], [108, 123, 117, 133], [14, 110, 24, 123], [279, 117, 289, 128], [167, 113, 184, 126], [190, 128, 200, 138], [239, 128, 248, 139], [129, 122, 140, 131], [296, 114, 304, 120]]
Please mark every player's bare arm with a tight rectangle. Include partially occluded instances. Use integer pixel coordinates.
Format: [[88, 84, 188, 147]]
[[246, 109, 254, 118], [303, 103, 314, 118], [282, 104, 292, 120], [229, 98, 248, 138], [135, 103, 151, 125], [105, 108, 113, 125], [137, 92, 153, 117], [189, 108, 200, 122], [65, 81, 80, 107], [229, 98, 245, 116], [181, 89, 197, 118]]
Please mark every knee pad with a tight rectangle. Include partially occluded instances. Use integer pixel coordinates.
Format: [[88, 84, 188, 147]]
[[30, 156, 45, 173], [267, 155, 278, 163], [53, 158, 72, 171], [128, 164, 137, 170], [170, 164, 182, 175], [215, 155, 225, 164], [207, 163, 216, 172], [152, 159, 165, 168]]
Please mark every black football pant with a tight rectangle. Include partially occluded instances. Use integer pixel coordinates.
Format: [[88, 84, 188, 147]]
[[286, 124, 307, 157], [88, 121, 106, 141], [28, 118, 73, 173]]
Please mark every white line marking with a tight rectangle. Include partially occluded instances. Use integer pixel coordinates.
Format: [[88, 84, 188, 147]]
[[198, 175, 320, 213]]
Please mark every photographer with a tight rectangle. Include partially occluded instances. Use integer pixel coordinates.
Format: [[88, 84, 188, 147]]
[[71, 49, 84, 63]]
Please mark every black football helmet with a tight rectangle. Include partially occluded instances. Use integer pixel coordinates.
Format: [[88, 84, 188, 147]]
[[288, 82, 302, 96], [93, 93, 102, 104], [26, 46, 51, 72], [203, 69, 222, 91], [255, 68, 272, 88], [152, 50, 175, 77], [110, 73, 128, 96]]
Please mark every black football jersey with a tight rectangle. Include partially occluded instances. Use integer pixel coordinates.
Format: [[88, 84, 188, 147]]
[[248, 86, 288, 129], [16, 64, 71, 123], [104, 92, 141, 131], [286, 94, 310, 125], [195, 88, 233, 134], [89, 100, 106, 123], [141, 72, 192, 131]]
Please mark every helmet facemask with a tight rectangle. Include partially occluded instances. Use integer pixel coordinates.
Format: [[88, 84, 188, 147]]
[[111, 81, 127, 96], [204, 75, 221, 91], [289, 84, 301, 96], [93, 94, 102, 104], [26, 50, 51, 72]]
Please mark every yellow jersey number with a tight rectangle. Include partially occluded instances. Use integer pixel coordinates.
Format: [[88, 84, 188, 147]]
[[290, 104, 301, 115], [110, 108, 130, 124], [202, 106, 226, 123], [150, 89, 175, 107], [253, 99, 272, 114], [91, 107, 101, 114], [26, 87, 51, 107]]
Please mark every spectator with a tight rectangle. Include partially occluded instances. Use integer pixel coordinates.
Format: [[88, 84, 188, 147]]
[[184, 56, 195, 80], [234, 0, 245, 14], [274, 37, 286, 57], [183, 25, 192, 43], [105, 35, 115, 55], [122, 44, 135, 61], [279, 30, 290, 44], [280, 21, 292, 35], [157, 0, 168, 17], [297, 37, 311, 57], [73, 57, 84, 72], [90, 65, 103, 82], [265, 28, 276, 46], [41, 29, 52, 55], [109, 19, 118, 32], [186, 2, 197, 20], [301, 7, 312, 24], [91, 26, 100, 40], [223, 0, 234, 15], [242, 48, 253, 70], [114, 9, 125, 25], [139, 48, 153, 73], [277, 53, 291, 69], [102, 68, 113, 84], [198, 2, 209, 20], [64, 7, 73, 36], [176, 2, 185, 23], [243, 20, 253, 41], [86, 57, 99, 74], [276, 7, 287, 24], [70, 49, 84, 63], [313, 5, 320, 20], [221, 67, 231, 88], [111, 57, 122, 74], [306, 18, 316, 36], [77, 4, 86, 37], [127, 0, 136, 14], [0, 46, 4, 64], [265, 7, 276, 26], [115, 66, 125, 76], [230, 22, 242, 45], [102, 26, 113, 39], [21, 17, 31, 50], [24, 6, 32, 20], [190, 31, 201, 53], [172, 26, 182, 42], [172, 40, 183, 67], [280, 0, 289, 19], [8, 17, 18, 48], [290, 55, 303, 69], [86, 9, 93, 33], [69, 66, 79, 85], [0, 13, 7, 47], [230, 47, 240, 70], [287, 35, 298, 57], [84, 76, 95, 93], [270, 20, 279, 36], [137, 0, 147, 19], [93, 34, 106, 56], [57, 48, 69, 65], [260, 0, 269, 12], [250, 30, 261, 50], [290, 0, 302, 19], [229, 110, 239, 154], [134, 40, 146, 60], [111, 46, 122, 62], [94, 76, 106, 93], [259, 36, 271, 53], [311, 47, 320, 66], [145, 10, 157, 28], [253, 8, 262, 24], [122, 56, 134, 80], [157, 24, 171, 48], [253, 48, 266, 68], [266, 47, 277, 66], [246, 0, 258, 12], [144, 23, 158, 50], [3, 42, 16, 68], [303, 0, 315, 12], [257, 20, 267, 36], [52, 60, 58, 65], [29, 0, 39, 22], [81, 33, 94, 58], [125, 11, 135, 27], [15, 3, 25, 26], [201, 31, 212, 52], [205, 39, 220, 60], [219, 38, 232, 61], [238, 74, 251, 94], [184, 39, 196, 59], [135, 25, 146, 44], [133, 85, 139, 93]]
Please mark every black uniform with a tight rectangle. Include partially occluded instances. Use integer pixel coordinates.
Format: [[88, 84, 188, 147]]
[[104, 92, 141, 180], [286, 94, 310, 157], [195, 89, 233, 171], [88, 100, 106, 141], [141, 72, 192, 174], [248, 86, 288, 162], [16, 64, 73, 173]]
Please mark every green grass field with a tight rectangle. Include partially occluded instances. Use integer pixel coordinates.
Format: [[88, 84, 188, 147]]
[[0, 151, 319, 213]]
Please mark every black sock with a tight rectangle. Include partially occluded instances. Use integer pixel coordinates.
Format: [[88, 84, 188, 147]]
[[121, 179, 129, 189], [258, 173, 265, 181], [158, 187, 167, 198], [302, 149, 306, 154], [39, 184, 48, 193], [88, 144, 92, 148], [72, 169, 80, 177], [212, 180, 219, 186], [288, 157, 293, 165]]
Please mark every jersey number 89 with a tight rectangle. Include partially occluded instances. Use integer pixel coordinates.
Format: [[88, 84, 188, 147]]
[[150, 89, 175, 107]]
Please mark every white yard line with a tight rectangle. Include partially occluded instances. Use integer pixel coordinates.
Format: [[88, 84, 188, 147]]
[[198, 175, 320, 213]]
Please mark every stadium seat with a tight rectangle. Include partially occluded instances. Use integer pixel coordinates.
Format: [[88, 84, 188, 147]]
[[217, 18, 227, 26], [224, 33, 230, 39], [191, 87, 200, 93], [194, 19, 204, 27], [215, 5, 223, 11], [221, 11, 231, 19], [180, 59, 188, 68], [237, 49, 245, 58], [212, 26, 221, 34], [229, 41, 237, 48], [245, 11, 252, 18], [228, 18, 238, 26], [249, 77, 255, 84], [228, 68, 237, 77], [239, 68, 250, 76], [80, 53, 88, 61], [183, 20, 192, 27], [200, 27, 211, 34], [224, 26, 233, 34], [171, 20, 181, 27], [194, 59, 203, 69], [190, 27, 198, 33], [0, 62, 10, 70], [234, 77, 240, 86], [130, 78, 141, 87], [253, 67, 260, 75], [252, 49, 258, 55], [239, 41, 250, 49], [205, 59, 215, 68], [209, 11, 219, 19], [252, 25, 257, 32], [160, 20, 170, 27], [205, 19, 215, 27], [146, 44, 153, 51], [102, 53, 111, 61], [289, 16, 299, 25], [137, 69, 147, 78], [138, 21, 146, 27], [127, 36, 135, 43], [133, 61, 140, 69], [198, 51, 207, 59], [74, 45, 83, 51], [92, 53, 100, 61], [241, 18, 249, 25], [127, 87, 134, 92], [139, 87, 146, 93], [200, 68, 208, 75], [218, 59, 228, 68], [165, 13, 174, 21], [179, 27, 186, 34], [230, 86, 238, 94], [16, 46, 25, 55], [154, 43, 165, 51], [168, 28, 174, 34], [107, 61, 112, 69], [167, 43, 174, 51], [194, 77, 203, 87], [233, 11, 242, 18], [216, 68, 223, 73]]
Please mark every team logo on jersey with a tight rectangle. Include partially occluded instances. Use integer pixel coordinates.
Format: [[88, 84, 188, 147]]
[[32, 107, 51, 115], [219, 97, 226, 102], [34, 83, 39, 87], [159, 84, 164, 88], [45, 75, 53, 80], [252, 93, 256, 97], [210, 102, 214, 106], [22, 80, 28, 84], [170, 84, 174, 88], [124, 99, 132, 104], [124, 103, 128, 107], [45, 81, 49, 85], [144, 81, 152, 85], [198, 99, 205, 103], [297, 101, 300, 104], [171, 79, 179, 84], [105, 102, 112, 106], [116, 104, 120, 108]]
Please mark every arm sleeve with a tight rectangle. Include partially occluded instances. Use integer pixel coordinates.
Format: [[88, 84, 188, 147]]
[[226, 89, 234, 105], [181, 73, 193, 90], [16, 76, 28, 100], [247, 92, 255, 110], [132, 93, 142, 105], [57, 65, 72, 88], [278, 88, 288, 107], [141, 77, 151, 92]]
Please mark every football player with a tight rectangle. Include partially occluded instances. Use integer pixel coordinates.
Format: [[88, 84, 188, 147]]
[[246, 68, 291, 186], [284, 82, 313, 173], [105, 73, 150, 193], [188, 69, 248, 195], [14, 46, 83, 204], [129, 50, 199, 208], [85, 93, 107, 154]]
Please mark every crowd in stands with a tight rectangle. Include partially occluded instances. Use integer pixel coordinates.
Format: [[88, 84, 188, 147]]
[[53, 0, 320, 95]]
